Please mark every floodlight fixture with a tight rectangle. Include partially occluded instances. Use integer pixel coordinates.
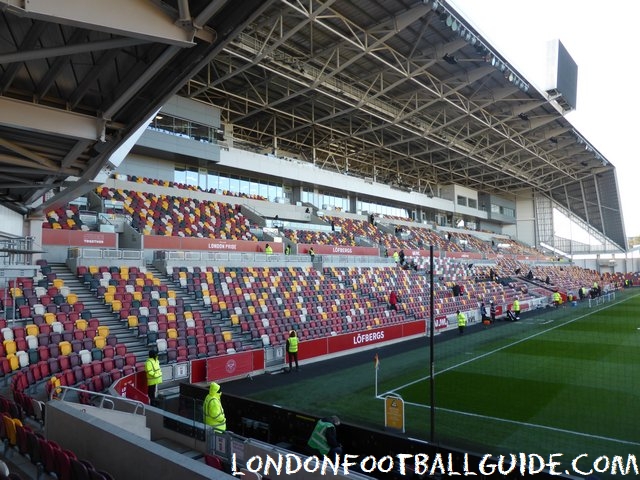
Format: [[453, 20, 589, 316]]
[[443, 53, 458, 65]]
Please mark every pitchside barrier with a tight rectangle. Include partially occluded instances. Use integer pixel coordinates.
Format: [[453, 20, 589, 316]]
[[588, 291, 615, 307]]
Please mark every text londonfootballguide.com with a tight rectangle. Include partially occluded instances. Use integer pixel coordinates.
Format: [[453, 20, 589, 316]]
[[231, 452, 639, 477]]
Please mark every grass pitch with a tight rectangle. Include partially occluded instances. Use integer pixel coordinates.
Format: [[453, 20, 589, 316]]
[[247, 290, 640, 462]]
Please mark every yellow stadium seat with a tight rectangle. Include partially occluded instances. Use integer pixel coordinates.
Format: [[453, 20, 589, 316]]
[[59, 341, 72, 356], [97, 325, 110, 337], [94, 336, 106, 349], [7, 354, 19, 371], [3, 340, 17, 356], [25, 324, 39, 336]]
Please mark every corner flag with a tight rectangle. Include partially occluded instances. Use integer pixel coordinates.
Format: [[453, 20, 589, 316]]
[[374, 353, 380, 370]]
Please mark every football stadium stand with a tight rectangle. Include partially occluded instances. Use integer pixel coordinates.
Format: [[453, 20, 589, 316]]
[[0, 1, 638, 479]]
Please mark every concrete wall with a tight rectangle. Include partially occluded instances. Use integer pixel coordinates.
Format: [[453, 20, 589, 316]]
[[0, 204, 24, 237], [515, 191, 536, 247], [45, 401, 231, 480]]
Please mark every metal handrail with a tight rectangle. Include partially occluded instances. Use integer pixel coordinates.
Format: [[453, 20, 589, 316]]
[[54, 385, 146, 416]]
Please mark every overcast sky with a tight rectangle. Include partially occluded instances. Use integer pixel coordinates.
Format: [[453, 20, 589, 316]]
[[448, 0, 640, 238]]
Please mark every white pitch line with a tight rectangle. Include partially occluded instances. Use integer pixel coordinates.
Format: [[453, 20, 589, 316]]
[[399, 400, 640, 448], [384, 292, 636, 394]]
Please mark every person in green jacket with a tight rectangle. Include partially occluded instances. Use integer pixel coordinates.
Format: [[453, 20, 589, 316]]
[[145, 349, 162, 405], [512, 298, 520, 320], [307, 416, 342, 457], [286, 330, 299, 372], [553, 290, 561, 308], [203, 382, 226, 432], [457, 310, 467, 335]]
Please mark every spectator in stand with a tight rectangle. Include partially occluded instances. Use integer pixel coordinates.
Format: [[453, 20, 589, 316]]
[[398, 250, 405, 266], [389, 291, 398, 311]]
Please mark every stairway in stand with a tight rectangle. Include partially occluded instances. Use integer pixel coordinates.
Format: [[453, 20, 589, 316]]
[[145, 265, 259, 352], [47, 263, 150, 363]]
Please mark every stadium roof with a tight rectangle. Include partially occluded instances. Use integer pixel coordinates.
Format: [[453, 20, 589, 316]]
[[0, 0, 627, 251]]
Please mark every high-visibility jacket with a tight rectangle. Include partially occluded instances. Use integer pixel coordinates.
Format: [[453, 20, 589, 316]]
[[265, 245, 273, 255], [457, 312, 467, 327], [287, 336, 299, 353], [145, 357, 162, 386], [553, 292, 561, 303], [204, 382, 226, 431], [513, 299, 520, 312], [307, 420, 334, 455]]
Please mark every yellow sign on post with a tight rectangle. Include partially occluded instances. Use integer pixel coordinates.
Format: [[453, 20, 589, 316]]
[[384, 394, 405, 432]]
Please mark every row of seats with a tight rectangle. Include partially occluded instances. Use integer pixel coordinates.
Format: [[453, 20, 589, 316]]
[[1, 412, 114, 480], [11, 352, 137, 396], [171, 265, 418, 347], [2, 339, 128, 376], [97, 186, 257, 240]]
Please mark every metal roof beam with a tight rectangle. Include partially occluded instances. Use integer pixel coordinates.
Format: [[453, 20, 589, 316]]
[[0, 37, 149, 64], [0, 97, 100, 140], [1, 0, 197, 46], [0, 20, 48, 93]]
